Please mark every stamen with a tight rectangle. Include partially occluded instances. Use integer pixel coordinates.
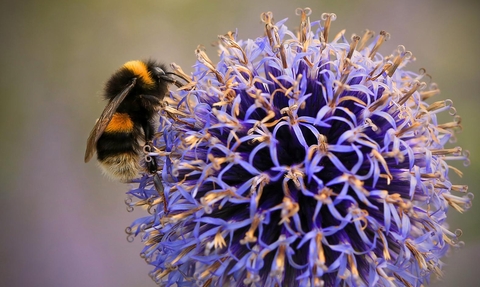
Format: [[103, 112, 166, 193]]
[[368, 93, 390, 112], [357, 29, 375, 51], [283, 165, 304, 190], [277, 196, 300, 224], [387, 47, 412, 77], [198, 261, 222, 281], [307, 134, 329, 160], [370, 149, 393, 183], [315, 233, 327, 269], [218, 33, 248, 65], [381, 148, 405, 162], [396, 122, 421, 137], [420, 83, 441, 101], [376, 228, 391, 260], [449, 165, 464, 178], [369, 30, 389, 59], [321, 13, 336, 43], [241, 213, 263, 244], [166, 207, 202, 223], [170, 244, 196, 266], [347, 35, 360, 60], [435, 183, 468, 193], [261, 11, 279, 48], [385, 193, 411, 210], [296, 7, 311, 44], [405, 241, 428, 270], [202, 278, 213, 287], [347, 254, 359, 278], [430, 146, 462, 156], [369, 63, 390, 81], [270, 238, 287, 280], [442, 193, 472, 213], [279, 42, 288, 68], [331, 29, 346, 44], [329, 80, 349, 107], [314, 187, 335, 206], [398, 81, 422, 105], [213, 229, 227, 249], [437, 115, 462, 131], [423, 99, 452, 115], [195, 46, 223, 83], [394, 273, 413, 287]]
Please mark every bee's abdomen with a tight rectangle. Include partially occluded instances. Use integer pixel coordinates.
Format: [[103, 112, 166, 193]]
[[105, 112, 134, 133], [96, 113, 141, 182]]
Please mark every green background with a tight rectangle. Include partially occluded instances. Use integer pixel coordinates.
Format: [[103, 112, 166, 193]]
[[1, 0, 479, 286]]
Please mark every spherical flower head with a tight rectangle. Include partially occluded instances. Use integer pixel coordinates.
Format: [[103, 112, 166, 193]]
[[126, 8, 472, 287]]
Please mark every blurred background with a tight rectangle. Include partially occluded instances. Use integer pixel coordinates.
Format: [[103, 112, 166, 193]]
[[1, 0, 479, 286]]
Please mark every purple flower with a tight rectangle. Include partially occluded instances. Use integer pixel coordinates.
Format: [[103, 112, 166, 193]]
[[126, 8, 471, 287]]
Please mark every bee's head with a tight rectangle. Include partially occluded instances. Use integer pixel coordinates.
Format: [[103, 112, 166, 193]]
[[104, 60, 180, 102], [151, 65, 177, 86], [108, 60, 185, 102]]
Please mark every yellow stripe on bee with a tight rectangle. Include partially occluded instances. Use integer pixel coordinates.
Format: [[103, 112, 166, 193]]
[[105, 113, 134, 133], [123, 60, 154, 87]]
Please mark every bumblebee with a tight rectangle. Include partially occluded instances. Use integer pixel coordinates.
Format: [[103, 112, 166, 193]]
[[84, 60, 180, 182]]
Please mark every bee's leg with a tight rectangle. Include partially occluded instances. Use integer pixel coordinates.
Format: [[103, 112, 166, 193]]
[[139, 94, 162, 105], [141, 117, 158, 174], [143, 142, 158, 175], [153, 173, 168, 214], [141, 119, 167, 213], [143, 144, 158, 174]]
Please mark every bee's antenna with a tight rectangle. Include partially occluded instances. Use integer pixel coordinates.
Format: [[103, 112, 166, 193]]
[[164, 72, 190, 88]]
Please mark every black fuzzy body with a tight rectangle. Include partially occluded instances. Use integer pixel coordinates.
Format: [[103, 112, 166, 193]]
[[93, 60, 170, 181]]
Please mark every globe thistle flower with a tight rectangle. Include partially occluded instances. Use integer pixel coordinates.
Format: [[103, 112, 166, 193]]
[[125, 8, 472, 287]]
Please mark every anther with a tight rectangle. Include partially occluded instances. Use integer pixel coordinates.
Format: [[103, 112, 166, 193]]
[[329, 80, 349, 107], [261, 11, 279, 48], [398, 81, 421, 105], [451, 185, 469, 193], [296, 8, 311, 43], [195, 46, 223, 83], [368, 93, 390, 112], [369, 30, 389, 59], [387, 48, 412, 77], [321, 13, 336, 43], [347, 35, 360, 60], [170, 63, 192, 85], [218, 33, 248, 65], [279, 42, 288, 69], [357, 29, 375, 51], [420, 83, 440, 101], [437, 115, 462, 130]]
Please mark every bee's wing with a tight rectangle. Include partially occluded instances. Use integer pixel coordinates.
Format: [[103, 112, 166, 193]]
[[84, 78, 137, 162]]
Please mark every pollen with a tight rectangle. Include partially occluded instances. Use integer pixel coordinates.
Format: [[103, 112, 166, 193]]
[[123, 60, 155, 87], [105, 113, 134, 133]]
